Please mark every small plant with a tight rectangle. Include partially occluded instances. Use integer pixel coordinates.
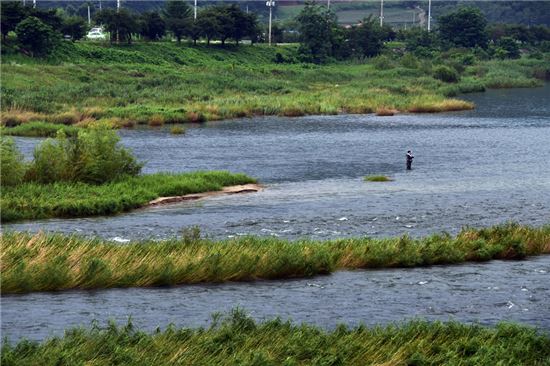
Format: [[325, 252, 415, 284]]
[[0, 137, 26, 186], [364, 175, 393, 182], [148, 114, 165, 127], [433, 65, 459, 83], [375, 108, 395, 116], [170, 126, 186, 135]]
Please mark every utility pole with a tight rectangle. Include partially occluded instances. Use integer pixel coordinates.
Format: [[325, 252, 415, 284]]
[[116, 0, 120, 44], [194, 0, 197, 20], [266, 0, 275, 46], [88, 5, 91, 25], [33, 0, 36, 8], [99, 0, 102, 11], [427, 0, 432, 31], [379, 0, 384, 27], [327, 0, 330, 10], [412, 10, 415, 26]]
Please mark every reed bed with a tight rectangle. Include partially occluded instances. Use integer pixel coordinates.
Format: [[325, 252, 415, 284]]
[[364, 175, 393, 182], [2, 309, 549, 365], [0, 171, 256, 222], [1, 121, 79, 137], [1, 223, 548, 294]]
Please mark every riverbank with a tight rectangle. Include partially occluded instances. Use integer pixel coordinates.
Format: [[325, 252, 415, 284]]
[[0, 171, 256, 222], [1, 310, 548, 365], [1, 43, 547, 131], [2, 223, 548, 294]]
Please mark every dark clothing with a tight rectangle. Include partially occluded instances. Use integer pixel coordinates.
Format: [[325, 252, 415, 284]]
[[406, 153, 414, 170]]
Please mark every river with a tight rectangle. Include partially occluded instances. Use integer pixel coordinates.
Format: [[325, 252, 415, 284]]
[[3, 86, 550, 341]]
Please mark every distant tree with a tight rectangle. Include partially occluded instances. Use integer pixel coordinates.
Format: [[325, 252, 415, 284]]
[[29, 7, 64, 32], [62, 16, 88, 41], [495, 37, 520, 59], [163, 0, 191, 42], [0, 1, 28, 41], [400, 27, 439, 55], [296, 2, 337, 63], [225, 4, 257, 45], [272, 23, 284, 44], [197, 8, 221, 45], [438, 7, 488, 49], [15, 16, 59, 56], [185, 18, 201, 45], [214, 5, 234, 46], [141, 11, 166, 40], [348, 16, 384, 58], [95, 9, 141, 44]]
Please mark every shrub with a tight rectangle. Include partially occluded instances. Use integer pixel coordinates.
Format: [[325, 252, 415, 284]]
[[364, 175, 393, 182], [148, 114, 164, 127], [15, 17, 60, 57], [433, 65, 459, 83], [170, 126, 186, 135], [372, 55, 394, 70], [0, 137, 26, 186], [400, 53, 419, 69], [26, 128, 142, 184]]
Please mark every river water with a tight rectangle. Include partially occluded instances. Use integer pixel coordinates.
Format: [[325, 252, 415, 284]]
[[2, 86, 550, 341], [2, 256, 549, 342], [7, 85, 550, 241]]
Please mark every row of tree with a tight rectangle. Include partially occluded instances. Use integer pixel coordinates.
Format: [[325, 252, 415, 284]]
[[97, 2, 260, 45]]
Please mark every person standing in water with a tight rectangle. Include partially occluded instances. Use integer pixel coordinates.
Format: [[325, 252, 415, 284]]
[[406, 150, 414, 170]]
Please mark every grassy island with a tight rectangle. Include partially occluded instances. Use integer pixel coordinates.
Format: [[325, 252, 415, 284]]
[[0, 128, 255, 222], [1, 223, 548, 294], [1, 310, 549, 365], [1, 171, 256, 222], [2, 42, 548, 133]]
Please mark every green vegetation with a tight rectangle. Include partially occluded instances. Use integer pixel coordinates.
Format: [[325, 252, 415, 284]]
[[0, 130, 255, 221], [170, 125, 186, 135], [3, 309, 549, 365], [2, 223, 548, 293], [1, 121, 79, 137], [364, 175, 393, 182], [3, 42, 547, 128], [1, 171, 255, 222]]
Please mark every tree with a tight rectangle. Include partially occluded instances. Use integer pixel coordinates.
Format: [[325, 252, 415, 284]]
[[197, 8, 220, 45], [141, 11, 165, 40], [29, 7, 63, 32], [296, 2, 337, 63], [438, 7, 488, 49], [15, 16, 59, 57], [95, 9, 140, 44], [495, 37, 520, 59], [348, 16, 384, 58], [0, 1, 28, 41], [62, 16, 88, 41], [163, 0, 191, 42]]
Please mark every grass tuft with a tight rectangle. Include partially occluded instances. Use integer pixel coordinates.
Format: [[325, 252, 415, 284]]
[[170, 125, 186, 135], [364, 175, 393, 182]]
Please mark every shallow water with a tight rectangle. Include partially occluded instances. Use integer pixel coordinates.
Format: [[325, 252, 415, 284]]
[[2, 256, 549, 342], [8, 85, 550, 240]]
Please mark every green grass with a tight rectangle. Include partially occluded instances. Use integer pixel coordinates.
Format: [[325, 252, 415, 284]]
[[1, 223, 548, 294], [2, 42, 545, 128], [1, 121, 80, 137], [364, 175, 393, 182], [0, 171, 256, 222], [2, 310, 549, 365]]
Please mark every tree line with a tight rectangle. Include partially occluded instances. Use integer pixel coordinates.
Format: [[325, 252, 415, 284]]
[[1, 0, 549, 60]]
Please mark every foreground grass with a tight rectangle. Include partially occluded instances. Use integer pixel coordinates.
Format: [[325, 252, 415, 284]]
[[0, 171, 255, 222], [2, 310, 549, 365], [1, 223, 549, 294], [2, 42, 547, 128]]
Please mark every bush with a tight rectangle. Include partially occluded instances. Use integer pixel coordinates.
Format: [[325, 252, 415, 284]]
[[26, 128, 142, 184], [170, 126, 185, 135], [0, 137, 26, 186], [433, 65, 459, 83], [400, 53, 419, 69], [15, 16, 60, 57]]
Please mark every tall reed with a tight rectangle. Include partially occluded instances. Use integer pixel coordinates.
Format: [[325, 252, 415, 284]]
[[1, 223, 548, 294], [2, 309, 549, 365]]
